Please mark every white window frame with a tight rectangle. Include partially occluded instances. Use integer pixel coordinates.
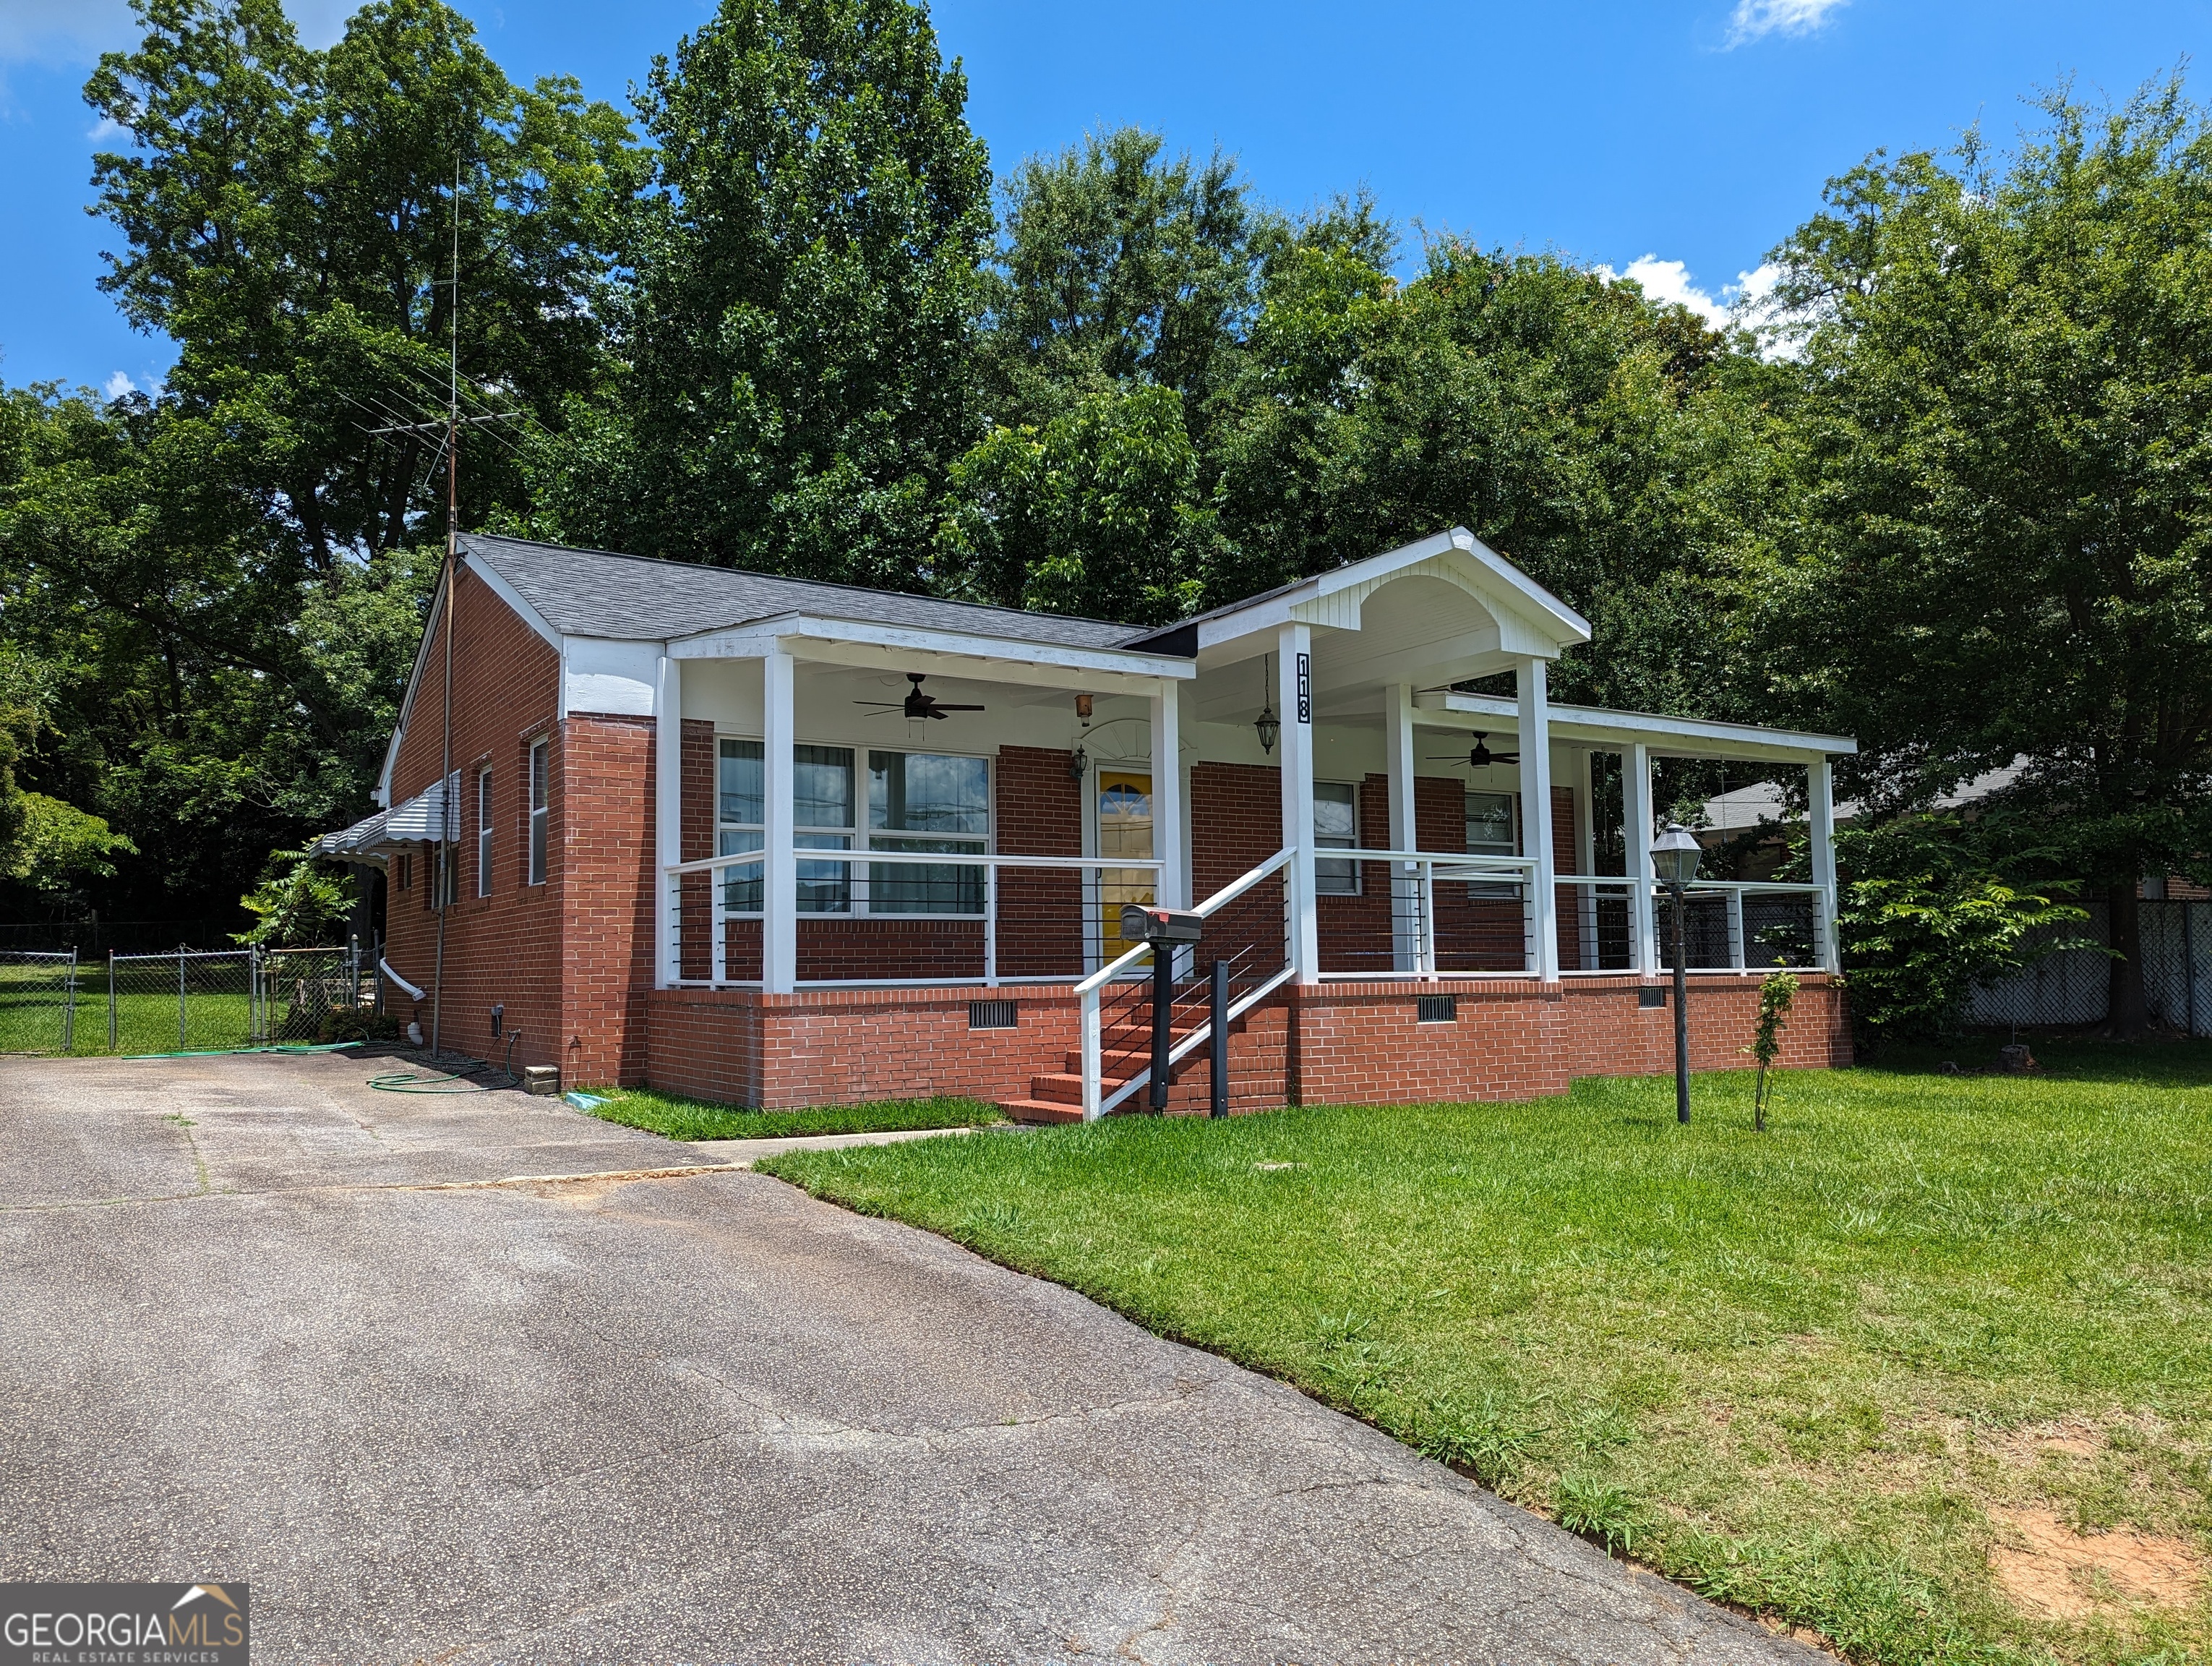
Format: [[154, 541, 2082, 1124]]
[[715, 735, 993, 918], [1314, 779, 1360, 896], [528, 737, 549, 886], [476, 766, 493, 897], [1465, 787, 1519, 898]]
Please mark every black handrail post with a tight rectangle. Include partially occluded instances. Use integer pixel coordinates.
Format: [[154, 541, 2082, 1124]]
[[1149, 946, 1173, 1110], [1209, 957, 1229, 1119]]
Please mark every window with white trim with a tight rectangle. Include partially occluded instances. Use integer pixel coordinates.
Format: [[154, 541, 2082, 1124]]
[[1314, 781, 1359, 895], [716, 741, 990, 917], [476, 767, 493, 897], [528, 738, 549, 884], [1465, 790, 1517, 858], [1465, 788, 1519, 897], [868, 750, 987, 915]]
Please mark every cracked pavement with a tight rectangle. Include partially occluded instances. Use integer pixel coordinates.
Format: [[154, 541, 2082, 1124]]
[[0, 1052, 1823, 1665]]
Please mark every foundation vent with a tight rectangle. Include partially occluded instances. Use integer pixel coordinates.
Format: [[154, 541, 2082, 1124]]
[[969, 999, 1019, 1030], [1415, 994, 1457, 1025]]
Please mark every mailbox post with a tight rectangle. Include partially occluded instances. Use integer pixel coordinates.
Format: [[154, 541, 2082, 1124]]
[[1120, 905, 1204, 1110]]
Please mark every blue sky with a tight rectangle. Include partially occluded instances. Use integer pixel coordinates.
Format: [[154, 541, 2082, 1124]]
[[3, 0, 2208, 396]]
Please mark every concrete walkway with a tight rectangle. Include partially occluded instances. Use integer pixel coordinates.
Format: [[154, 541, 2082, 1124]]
[[0, 1051, 1822, 1665]]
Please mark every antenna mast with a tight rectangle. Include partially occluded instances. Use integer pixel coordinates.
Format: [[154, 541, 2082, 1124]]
[[433, 155, 460, 1061]]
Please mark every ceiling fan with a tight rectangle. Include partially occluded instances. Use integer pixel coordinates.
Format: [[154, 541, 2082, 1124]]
[[854, 672, 987, 722], [1429, 733, 1519, 769]]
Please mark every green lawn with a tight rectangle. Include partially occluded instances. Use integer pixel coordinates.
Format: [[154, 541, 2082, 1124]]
[[761, 1042, 2212, 1666], [580, 1086, 1003, 1142], [0, 983, 257, 1055]]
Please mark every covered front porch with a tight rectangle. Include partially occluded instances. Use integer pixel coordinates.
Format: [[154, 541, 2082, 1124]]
[[644, 529, 1853, 1116]]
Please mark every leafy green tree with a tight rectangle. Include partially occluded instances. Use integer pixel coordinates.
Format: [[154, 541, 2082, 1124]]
[[935, 384, 1213, 624], [89, 0, 640, 561], [1752, 81, 2212, 1033], [4, 0, 633, 928], [235, 847, 350, 945], [529, 0, 993, 589], [982, 129, 1311, 440], [1830, 815, 2091, 1042], [1212, 234, 1786, 711]]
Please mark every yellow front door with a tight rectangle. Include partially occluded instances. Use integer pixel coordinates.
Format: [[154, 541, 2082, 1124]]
[[1097, 770, 1154, 963]]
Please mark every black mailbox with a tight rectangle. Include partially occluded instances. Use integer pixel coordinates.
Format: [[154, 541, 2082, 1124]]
[[1120, 905, 1204, 945]]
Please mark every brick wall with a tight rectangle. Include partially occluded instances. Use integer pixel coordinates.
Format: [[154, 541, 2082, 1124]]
[[382, 564, 564, 1072], [557, 714, 659, 1086], [1287, 974, 1851, 1106], [644, 983, 1083, 1107]]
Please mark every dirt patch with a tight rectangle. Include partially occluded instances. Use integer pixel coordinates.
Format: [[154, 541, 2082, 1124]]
[[1990, 1507, 2204, 1620], [1986, 1419, 2106, 1466]]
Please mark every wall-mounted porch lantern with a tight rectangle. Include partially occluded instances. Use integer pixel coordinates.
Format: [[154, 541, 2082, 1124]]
[[1651, 821, 1702, 1125]]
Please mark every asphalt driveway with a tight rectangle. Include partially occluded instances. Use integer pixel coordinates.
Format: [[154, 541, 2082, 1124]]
[[0, 1051, 1822, 1665]]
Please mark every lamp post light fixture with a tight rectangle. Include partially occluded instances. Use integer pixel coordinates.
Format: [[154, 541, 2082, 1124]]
[[1651, 821, 1702, 1124]]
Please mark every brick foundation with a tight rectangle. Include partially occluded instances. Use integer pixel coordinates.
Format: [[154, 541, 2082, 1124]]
[[642, 971, 1849, 1110]]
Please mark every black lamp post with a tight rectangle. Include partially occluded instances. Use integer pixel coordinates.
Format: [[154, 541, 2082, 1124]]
[[1651, 821, 1702, 1124]]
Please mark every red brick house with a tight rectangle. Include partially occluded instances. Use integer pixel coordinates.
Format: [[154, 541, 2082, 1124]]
[[318, 526, 1854, 1116]]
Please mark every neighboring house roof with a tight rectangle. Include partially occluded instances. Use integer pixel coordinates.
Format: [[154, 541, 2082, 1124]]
[[462, 534, 1149, 652]]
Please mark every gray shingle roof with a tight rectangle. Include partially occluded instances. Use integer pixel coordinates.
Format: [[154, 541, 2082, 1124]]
[[463, 534, 1160, 652]]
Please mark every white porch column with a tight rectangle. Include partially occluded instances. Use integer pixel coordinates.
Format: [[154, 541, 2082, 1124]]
[[1517, 658, 1559, 982], [654, 652, 682, 989], [1574, 748, 1598, 972], [1809, 753, 1840, 973], [762, 644, 797, 994], [1150, 679, 1187, 910], [1279, 623, 1319, 983], [1386, 683, 1419, 973], [1626, 742, 1658, 976]]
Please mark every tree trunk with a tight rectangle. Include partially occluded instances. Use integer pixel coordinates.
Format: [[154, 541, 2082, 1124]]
[[2107, 880, 2150, 1038]]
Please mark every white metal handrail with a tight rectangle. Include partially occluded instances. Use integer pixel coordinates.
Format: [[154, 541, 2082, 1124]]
[[1549, 873, 1833, 975], [662, 848, 1169, 990], [1079, 846, 1298, 1121]]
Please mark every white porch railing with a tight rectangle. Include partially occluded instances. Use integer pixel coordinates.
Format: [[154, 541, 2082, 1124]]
[[1553, 875, 1835, 975], [1073, 847, 1299, 1122], [659, 848, 1165, 989]]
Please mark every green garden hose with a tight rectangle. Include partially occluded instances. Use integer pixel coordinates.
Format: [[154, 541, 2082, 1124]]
[[367, 1032, 522, 1093]]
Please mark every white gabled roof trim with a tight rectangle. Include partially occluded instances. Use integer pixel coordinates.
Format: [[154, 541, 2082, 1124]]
[[1185, 527, 1592, 657]]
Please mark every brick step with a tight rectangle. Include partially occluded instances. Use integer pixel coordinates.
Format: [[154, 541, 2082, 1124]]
[[1026, 1072, 1088, 1106], [1068, 1040, 1210, 1075], [995, 1098, 1084, 1124]]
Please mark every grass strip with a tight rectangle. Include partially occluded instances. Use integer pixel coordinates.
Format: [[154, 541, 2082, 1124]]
[[759, 1040, 2212, 1666], [580, 1086, 1003, 1142]]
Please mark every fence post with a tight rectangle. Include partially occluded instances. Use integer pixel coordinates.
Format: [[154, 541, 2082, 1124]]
[[62, 949, 77, 1054], [179, 943, 188, 1051], [2177, 902, 2194, 1035], [108, 951, 117, 1051], [250, 944, 261, 1045]]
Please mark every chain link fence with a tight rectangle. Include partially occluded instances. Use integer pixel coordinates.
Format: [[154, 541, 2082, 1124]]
[[0, 950, 81, 1054], [1965, 898, 2212, 1035], [0, 943, 369, 1056]]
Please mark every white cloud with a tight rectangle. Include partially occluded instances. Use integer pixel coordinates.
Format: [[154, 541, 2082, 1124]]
[[1598, 255, 1780, 331], [1724, 0, 1847, 48], [103, 371, 135, 400]]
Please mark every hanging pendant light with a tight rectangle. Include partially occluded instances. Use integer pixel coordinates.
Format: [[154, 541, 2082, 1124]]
[[1255, 652, 1280, 755]]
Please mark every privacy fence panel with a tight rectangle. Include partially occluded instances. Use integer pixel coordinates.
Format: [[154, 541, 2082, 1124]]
[[0, 950, 79, 1054], [1965, 899, 2212, 1035]]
